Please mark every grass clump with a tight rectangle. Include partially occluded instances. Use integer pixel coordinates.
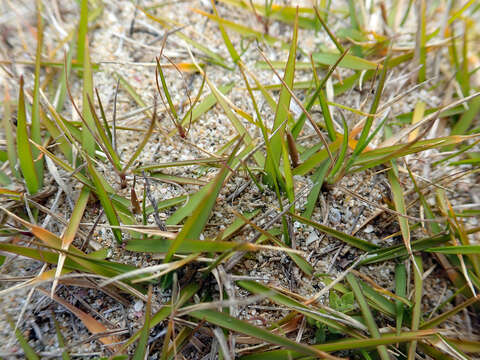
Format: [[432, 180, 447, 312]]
[[1, 0, 480, 359]]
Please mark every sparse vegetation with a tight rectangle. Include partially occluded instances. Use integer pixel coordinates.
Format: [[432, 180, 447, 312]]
[[0, 0, 479, 359]]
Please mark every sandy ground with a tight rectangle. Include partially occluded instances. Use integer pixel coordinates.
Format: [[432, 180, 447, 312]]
[[0, 0, 479, 358]]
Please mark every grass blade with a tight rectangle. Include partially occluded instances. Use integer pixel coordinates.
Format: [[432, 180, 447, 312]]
[[408, 255, 423, 360], [32, 0, 44, 186], [238, 280, 358, 335], [52, 185, 90, 295], [421, 295, 479, 330], [346, 273, 390, 360], [17, 77, 40, 194], [38, 287, 120, 349], [311, 52, 379, 70], [387, 162, 414, 265], [289, 212, 379, 251], [416, 0, 427, 83], [326, 114, 348, 182], [302, 160, 329, 219], [81, 33, 96, 157], [77, 0, 88, 65], [291, 48, 349, 139], [122, 109, 156, 173], [210, 0, 240, 64], [132, 286, 152, 360], [86, 158, 122, 243], [346, 55, 389, 170], [7, 315, 39, 360], [188, 309, 338, 359], [395, 263, 407, 335], [265, 9, 298, 185], [53, 317, 71, 360], [240, 330, 436, 359], [164, 138, 242, 262], [115, 283, 200, 354]]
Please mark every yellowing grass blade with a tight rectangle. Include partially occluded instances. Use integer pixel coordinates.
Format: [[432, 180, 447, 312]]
[[38, 287, 120, 349], [408, 101, 426, 141], [52, 185, 90, 296], [387, 163, 415, 267]]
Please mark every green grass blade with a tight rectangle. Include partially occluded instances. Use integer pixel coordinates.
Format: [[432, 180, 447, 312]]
[[95, 88, 113, 147], [210, 0, 240, 64], [238, 280, 357, 335], [17, 77, 40, 194], [81, 33, 96, 157], [140, 8, 228, 68], [116, 73, 150, 116], [137, 157, 225, 172], [87, 158, 122, 243], [326, 114, 348, 182], [116, 283, 200, 353], [347, 56, 389, 169], [266, 9, 298, 182], [451, 96, 480, 136], [148, 172, 206, 186], [302, 160, 329, 219], [32, 0, 44, 186], [178, 82, 233, 130], [7, 315, 39, 360], [77, 0, 88, 65], [217, 0, 318, 29], [132, 287, 152, 360], [200, 74, 263, 166], [52, 185, 90, 294], [164, 138, 242, 262], [156, 57, 179, 120], [291, 49, 349, 139], [188, 309, 331, 358], [289, 212, 379, 251], [54, 42, 73, 112], [87, 96, 122, 171], [193, 7, 281, 47], [361, 233, 454, 265], [314, 6, 344, 52], [346, 273, 390, 360], [425, 245, 480, 254], [319, 88, 336, 141], [416, 0, 427, 83], [53, 317, 71, 360], [408, 255, 423, 360], [311, 52, 379, 70], [281, 136, 295, 203], [220, 209, 260, 240], [240, 330, 436, 359], [122, 111, 156, 173], [395, 263, 407, 335]]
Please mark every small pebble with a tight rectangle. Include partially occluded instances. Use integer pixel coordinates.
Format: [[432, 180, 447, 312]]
[[329, 208, 342, 223], [364, 225, 374, 233], [306, 231, 319, 246], [134, 300, 143, 312]]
